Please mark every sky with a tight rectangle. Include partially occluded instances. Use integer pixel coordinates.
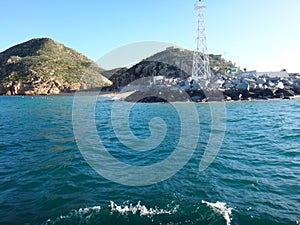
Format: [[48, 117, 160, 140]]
[[1, 0, 300, 72]]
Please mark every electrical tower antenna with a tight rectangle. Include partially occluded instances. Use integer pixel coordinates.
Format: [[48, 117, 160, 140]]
[[192, 0, 211, 83]]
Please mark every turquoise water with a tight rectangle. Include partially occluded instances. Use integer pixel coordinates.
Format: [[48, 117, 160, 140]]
[[0, 96, 299, 225]]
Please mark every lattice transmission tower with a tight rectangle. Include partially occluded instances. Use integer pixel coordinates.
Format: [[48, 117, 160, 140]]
[[192, 0, 211, 82]]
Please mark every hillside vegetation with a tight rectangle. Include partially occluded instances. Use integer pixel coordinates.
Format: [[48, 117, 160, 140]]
[[0, 38, 111, 95]]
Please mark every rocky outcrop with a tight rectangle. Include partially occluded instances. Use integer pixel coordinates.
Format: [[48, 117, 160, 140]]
[[125, 87, 192, 103], [105, 47, 238, 91], [0, 38, 112, 95], [102, 46, 300, 102]]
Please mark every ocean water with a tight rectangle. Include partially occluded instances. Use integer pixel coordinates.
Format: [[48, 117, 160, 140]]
[[0, 96, 299, 225]]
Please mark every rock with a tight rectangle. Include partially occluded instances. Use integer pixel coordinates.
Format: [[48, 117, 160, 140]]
[[275, 89, 295, 98], [257, 88, 275, 98], [142, 65, 153, 75], [69, 83, 81, 91], [125, 87, 192, 103], [135, 65, 143, 74], [257, 77, 267, 85], [24, 90, 35, 95], [224, 89, 242, 101], [267, 81, 276, 87], [0, 84, 10, 95], [249, 83, 257, 90], [191, 96, 203, 102], [236, 82, 250, 91], [216, 79, 225, 86], [178, 80, 191, 91], [35, 87, 49, 95], [243, 78, 256, 84], [293, 84, 300, 94], [48, 85, 60, 95], [283, 79, 293, 86], [225, 96, 232, 101], [224, 81, 234, 89], [190, 83, 200, 90], [276, 81, 285, 89]]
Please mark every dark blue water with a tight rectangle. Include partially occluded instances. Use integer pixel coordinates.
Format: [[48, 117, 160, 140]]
[[0, 96, 299, 225]]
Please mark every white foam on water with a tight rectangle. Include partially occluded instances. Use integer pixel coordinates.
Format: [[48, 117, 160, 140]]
[[109, 201, 178, 217], [45, 206, 101, 224], [78, 206, 101, 214], [45, 202, 179, 224], [202, 200, 233, 225]]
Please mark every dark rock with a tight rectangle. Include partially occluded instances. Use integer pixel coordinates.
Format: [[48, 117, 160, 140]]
[[125, 87, 192, 103], [254, 88, 275, 99], [275, 89, 295, 98], [293, 84, 300, 94], [223, 89, 242, 101]]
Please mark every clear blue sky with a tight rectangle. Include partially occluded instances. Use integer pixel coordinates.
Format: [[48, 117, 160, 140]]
[[1, 0, 300, 72]]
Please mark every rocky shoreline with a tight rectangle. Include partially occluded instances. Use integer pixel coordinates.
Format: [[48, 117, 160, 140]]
[[123, 88, 299, 103], [213, 71, 300, 101], [1, 39, 299, 101], [2, 72, 300, 103], [123, 71, 300, 102]]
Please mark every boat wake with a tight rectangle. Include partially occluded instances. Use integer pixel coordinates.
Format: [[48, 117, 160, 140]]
[[44, 200, 232, 225], [202, 200, 233, 225]]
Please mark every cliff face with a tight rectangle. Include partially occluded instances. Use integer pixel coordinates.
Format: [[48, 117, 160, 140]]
[[0, 38, 112, 95]]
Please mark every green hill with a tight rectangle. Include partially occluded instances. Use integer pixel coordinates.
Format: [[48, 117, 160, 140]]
[[0, 38, 112, 95]]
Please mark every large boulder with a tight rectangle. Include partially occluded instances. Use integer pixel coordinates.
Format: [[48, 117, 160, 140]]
[[236, 82, 250, 91], [275, 89, 295, 98]]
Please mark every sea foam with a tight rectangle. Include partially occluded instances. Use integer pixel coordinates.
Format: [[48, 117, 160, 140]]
[[202, 200, 233, 225], [45, 206, 101, 224], [109, 201, 178, 217]]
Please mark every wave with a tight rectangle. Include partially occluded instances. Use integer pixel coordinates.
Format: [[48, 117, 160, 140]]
[[109, 201, 178, 217], [44, 200, 232, 225], [202, 200, 233, 225]]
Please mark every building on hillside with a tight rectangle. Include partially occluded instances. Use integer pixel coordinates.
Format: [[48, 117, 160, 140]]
[[209, 54, 222, 61]]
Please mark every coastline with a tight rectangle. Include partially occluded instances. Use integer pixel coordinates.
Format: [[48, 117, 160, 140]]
[[1, 91, 300, 103], [290, 95, 300, 100], [99, 91, 136, 99]]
